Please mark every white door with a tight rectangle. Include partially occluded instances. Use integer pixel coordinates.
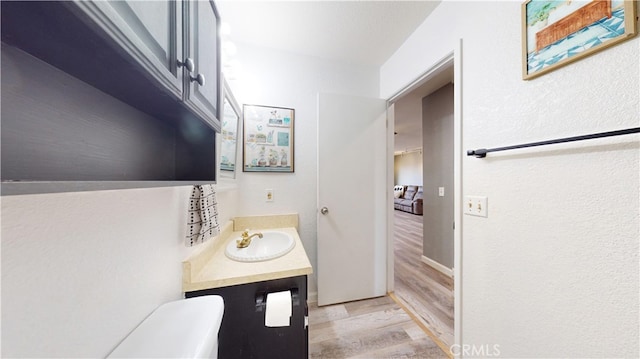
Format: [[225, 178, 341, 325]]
[[317, 93, 388, 306]]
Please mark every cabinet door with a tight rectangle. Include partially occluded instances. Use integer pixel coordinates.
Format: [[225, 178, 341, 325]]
[[183, 0, 221, 131], [70, 0, 183, 98], [185, 276, 308, 358]]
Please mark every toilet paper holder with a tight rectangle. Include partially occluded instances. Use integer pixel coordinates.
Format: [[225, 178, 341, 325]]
[[255, 288, 299, 312]]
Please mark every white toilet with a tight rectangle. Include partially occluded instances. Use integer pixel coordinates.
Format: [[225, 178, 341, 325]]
[[108, 295, 224, 358]]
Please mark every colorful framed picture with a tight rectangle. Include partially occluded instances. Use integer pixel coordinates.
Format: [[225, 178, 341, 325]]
[[522, 0, 637, 80], [243, 104, 294, 173]]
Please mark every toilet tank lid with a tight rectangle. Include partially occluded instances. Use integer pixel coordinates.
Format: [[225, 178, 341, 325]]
[[108, 295, 224, 358]]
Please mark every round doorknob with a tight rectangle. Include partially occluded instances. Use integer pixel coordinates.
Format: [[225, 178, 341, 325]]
[[320, 207, 329, 215]]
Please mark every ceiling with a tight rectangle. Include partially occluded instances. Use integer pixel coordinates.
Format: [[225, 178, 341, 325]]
[[215, 0, 444, 152], [392, 65, 453, 154], [216, 1, 440, 67]]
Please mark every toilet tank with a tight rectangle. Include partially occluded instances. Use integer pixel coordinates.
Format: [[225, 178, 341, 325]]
[[108, 295, 224, 358]]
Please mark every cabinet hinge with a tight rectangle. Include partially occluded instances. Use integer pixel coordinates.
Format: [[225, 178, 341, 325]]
[[304, 315, 309, 329]]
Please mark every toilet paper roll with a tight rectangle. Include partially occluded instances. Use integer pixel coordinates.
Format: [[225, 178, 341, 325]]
[[265, 290, 292, 327]]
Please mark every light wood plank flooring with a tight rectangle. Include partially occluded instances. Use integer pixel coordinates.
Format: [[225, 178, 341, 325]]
[[393, 209, 454, 348], [309, 295, 447, 358], [307, 210, 454, 358]]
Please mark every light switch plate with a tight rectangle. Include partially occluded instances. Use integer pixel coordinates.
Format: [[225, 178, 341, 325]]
[[438, 187, 445, 197], [464, 196, 487, 217]]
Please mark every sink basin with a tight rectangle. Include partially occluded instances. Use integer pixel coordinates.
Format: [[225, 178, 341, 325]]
[[225, 230, 295, 262]]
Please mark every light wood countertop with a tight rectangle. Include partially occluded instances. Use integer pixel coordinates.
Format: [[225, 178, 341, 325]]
[[182, 214, 313, 292]]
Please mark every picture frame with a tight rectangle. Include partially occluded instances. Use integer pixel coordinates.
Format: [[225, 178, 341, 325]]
[[522, 0, 637, 80], [243, 104, 294, 173]]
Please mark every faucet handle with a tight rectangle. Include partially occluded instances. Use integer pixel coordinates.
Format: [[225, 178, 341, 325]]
[[241, 229, 250, 238]]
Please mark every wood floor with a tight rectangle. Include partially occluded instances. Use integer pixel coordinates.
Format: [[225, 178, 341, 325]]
[[393, 209, 454, 348], [307, 210, 454, 358], [309, 295, 447, 358]]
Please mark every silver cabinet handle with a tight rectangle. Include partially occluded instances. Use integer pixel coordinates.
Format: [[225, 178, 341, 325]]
[[190, 73, 205, 86], [320, 207, 329, 215], [177, 58, 195, 72]]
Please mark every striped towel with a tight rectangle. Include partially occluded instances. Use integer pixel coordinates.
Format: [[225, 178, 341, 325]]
[[186, 184, 220, 247]]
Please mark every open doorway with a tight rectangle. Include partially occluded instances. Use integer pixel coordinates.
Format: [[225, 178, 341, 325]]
[[387, 52, 459, 351]]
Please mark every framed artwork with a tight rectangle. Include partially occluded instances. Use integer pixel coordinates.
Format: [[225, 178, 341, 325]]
[[522, 0, 637, 80], [219, 78, 241, 178], [243, 104, 294, 172]]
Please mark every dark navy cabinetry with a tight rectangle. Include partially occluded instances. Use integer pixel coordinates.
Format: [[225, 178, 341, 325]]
[[0, 0, 221, 195], [186, 275, 308, 359]]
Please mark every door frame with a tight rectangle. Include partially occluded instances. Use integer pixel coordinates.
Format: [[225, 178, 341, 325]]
[[385, 39, 463, 350]]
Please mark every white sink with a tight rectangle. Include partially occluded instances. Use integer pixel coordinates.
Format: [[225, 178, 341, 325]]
[[225, 230, 295, 262]]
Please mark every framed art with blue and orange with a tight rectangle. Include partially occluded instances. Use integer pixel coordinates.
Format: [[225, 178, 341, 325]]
[[243, 104, 294, 173], [522, 0, 637, 80]]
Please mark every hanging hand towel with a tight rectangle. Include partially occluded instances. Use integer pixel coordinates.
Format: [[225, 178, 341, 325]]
[[186, 184, 221, 247]]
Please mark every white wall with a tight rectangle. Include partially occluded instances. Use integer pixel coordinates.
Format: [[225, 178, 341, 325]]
[[1, 187, 238, 357], [394, 152, 423, 186], [382, 2, 639, 357], [225, 43, 380, 297]]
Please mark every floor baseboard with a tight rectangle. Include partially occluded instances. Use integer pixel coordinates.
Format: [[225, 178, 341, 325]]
[[421, 255, 454, 278]]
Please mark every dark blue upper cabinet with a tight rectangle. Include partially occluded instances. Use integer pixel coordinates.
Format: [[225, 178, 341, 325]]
[[182, 0, 222, 131], [0, 0, 221, 195], [67, 0, 221, 131], [71, 1, 185, 100]]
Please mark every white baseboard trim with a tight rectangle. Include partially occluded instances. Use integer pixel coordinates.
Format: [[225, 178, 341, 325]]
[[421, 255, 454, 278]]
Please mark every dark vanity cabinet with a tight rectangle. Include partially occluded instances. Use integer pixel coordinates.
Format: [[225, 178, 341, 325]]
[[186, 275, 309, 359], [0, 0, 221, 195]]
